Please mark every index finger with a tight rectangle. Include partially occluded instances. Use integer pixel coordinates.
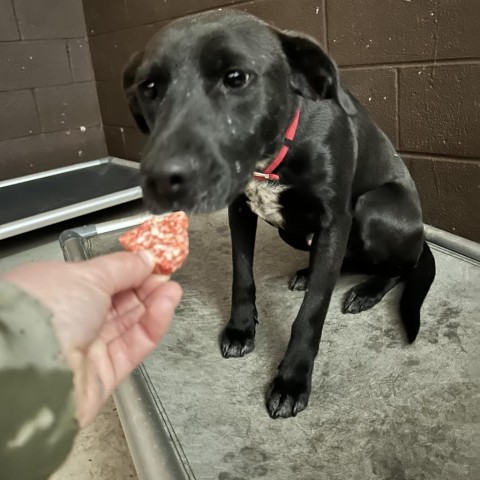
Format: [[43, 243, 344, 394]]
[[81, 250, 157, 295]]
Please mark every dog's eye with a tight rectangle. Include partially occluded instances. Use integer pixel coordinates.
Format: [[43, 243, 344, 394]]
[[140, 81, 158, 99], [224, 70, 250, 89]]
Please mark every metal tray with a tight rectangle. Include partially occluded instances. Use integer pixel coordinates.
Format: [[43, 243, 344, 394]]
[[0, 157, 142, 240], [60, 216, 480, 480]]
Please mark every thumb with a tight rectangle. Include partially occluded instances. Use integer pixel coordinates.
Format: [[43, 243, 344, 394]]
[[82, 251, 158, 294]]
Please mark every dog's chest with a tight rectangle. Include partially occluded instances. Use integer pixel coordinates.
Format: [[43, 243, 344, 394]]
[[244, 179, 287, 228]]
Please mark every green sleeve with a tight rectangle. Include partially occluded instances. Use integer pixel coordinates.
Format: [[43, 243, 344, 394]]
[[0, 282, 78, 480]]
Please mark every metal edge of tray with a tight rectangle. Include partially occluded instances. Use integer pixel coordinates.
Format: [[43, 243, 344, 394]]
[[59, 216, 480, 480], [115, 366, 194, 480], [0, 158, 142, 241], [0, 187, 142, 241], [59, 222, 191, 480], [424, 224, 480, 264], [0, 158, 107, 188], [61, 218, 480, 264], [0, 157, 141, 188], [59, 227, 97, 263]]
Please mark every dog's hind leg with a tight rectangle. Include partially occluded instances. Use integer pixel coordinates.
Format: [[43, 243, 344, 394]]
[[343, 274, 401, 313], [347, 182, 434, 341], [289, 268, 309, 291], [282, 231, 372, 291]]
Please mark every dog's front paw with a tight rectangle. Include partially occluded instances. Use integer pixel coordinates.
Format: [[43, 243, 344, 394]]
[[288, 268, 309, 291], [266, 375, 311, 419], [220, 326, 255, 358]]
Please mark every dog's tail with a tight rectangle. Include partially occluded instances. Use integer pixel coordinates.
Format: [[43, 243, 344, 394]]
[[399, 241, 436, 343]]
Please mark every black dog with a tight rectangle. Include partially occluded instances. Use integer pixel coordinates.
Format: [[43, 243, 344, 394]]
[[123, 11, 436, 419]]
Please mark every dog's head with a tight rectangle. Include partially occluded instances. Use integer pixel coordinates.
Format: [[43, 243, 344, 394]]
[[124, 11, 354, 213]]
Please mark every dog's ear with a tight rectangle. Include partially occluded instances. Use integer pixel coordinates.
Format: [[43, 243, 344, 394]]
[[123, 50, 150, 134], [274, 29, 356, 115]]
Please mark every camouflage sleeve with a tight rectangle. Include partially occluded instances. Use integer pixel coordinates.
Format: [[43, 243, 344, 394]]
[[0, 281, 78, 480]]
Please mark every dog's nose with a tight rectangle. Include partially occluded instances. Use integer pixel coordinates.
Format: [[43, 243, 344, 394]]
[[143, 158, 195, 200], [158, 163, 188, 193]]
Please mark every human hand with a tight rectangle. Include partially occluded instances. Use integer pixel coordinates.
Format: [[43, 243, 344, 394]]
[[3, 251, 182, 427]]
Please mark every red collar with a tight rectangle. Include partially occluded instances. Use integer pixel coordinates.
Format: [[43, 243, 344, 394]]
[[253, 103, 301, 182]]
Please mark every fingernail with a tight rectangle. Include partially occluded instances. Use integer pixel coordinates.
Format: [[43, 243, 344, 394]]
[[154, 274, 171, 282], [137, 250, 156, 268]]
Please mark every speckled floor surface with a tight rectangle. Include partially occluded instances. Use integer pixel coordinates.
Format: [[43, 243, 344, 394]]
[[140, 211, 480, 480]]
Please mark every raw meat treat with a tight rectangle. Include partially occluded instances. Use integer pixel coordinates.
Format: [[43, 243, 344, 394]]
[[119, 212, 189, 275]]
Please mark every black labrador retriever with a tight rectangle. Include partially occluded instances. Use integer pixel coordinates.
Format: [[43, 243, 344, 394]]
[[123, 11, 436, 419]]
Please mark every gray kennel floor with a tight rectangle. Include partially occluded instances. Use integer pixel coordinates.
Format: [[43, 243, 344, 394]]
[[90, 211, 479, 480]]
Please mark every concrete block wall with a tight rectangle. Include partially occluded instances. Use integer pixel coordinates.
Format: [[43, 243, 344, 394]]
[[1, 0, 475, 240], [0, 0, 106, 181], [332, 0, 480, 241], [82, 0, 479, 241]]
